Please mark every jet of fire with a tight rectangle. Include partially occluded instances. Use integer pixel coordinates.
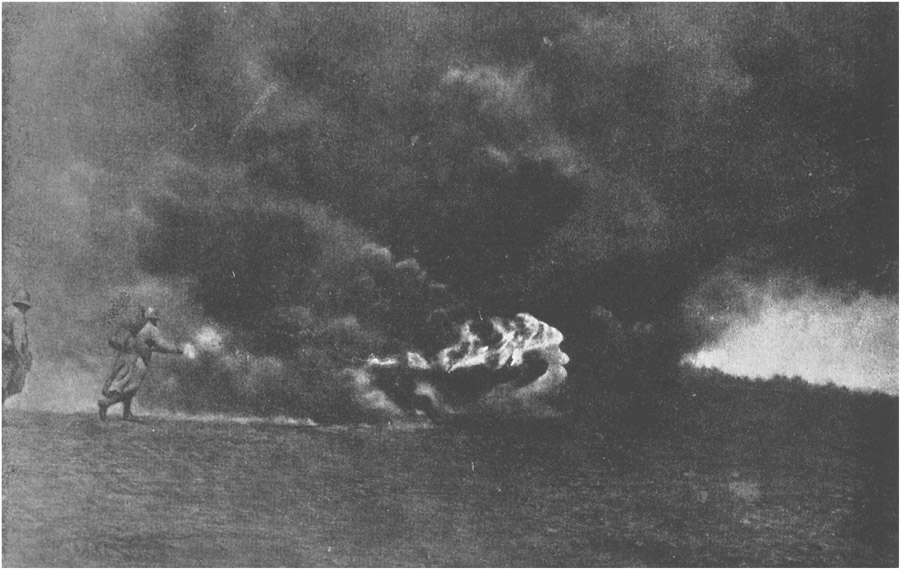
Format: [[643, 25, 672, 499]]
[[439, 313, 568, 370], [354, 313, 569, 418], [183, 326, 226, 360]]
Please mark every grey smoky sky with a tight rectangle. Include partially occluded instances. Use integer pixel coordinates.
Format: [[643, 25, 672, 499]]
[[2, 4, 897, 414]]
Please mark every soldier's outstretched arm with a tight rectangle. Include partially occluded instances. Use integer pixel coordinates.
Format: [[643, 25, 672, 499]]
[[148, 327, 183, 355]]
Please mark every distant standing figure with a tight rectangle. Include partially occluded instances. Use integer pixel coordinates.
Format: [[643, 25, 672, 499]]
[[98, 306, 183, 421], [3, 289, 33, 403]]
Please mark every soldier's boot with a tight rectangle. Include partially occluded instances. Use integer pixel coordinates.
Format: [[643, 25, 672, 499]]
[[98, 393, 123, 422], [122, 396, 136, 421], [98, 398, 109, 422]]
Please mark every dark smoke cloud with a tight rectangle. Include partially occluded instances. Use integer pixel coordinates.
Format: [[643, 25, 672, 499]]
[[3, 4, 896, 416]]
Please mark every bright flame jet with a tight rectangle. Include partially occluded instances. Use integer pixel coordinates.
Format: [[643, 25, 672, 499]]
[[355, 313, 569, 419]]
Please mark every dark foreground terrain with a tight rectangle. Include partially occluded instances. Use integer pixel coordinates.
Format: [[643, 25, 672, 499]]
[[3, 370, 897, 567]]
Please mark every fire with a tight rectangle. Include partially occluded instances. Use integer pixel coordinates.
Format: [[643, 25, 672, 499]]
[[437, 313, 569, 373], [367, 355, 401, 367], [351, 313, 569, 418], [183, 326, 226, 361], [194, 326, 224, 353]]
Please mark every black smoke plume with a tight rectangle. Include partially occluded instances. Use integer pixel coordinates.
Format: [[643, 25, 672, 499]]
[[3, 4, 896, 418]]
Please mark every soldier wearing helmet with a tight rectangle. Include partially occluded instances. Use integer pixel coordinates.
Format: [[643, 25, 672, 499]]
[[98, 305, 184, 421], [3, 289, 33, 402]]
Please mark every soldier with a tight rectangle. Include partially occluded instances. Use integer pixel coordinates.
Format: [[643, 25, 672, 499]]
[[98, 306, 184, 421], [3, 289, 33, 402], [98, 305, 144, 418]]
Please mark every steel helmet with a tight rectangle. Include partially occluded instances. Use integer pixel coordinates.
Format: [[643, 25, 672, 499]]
[[144, 306, 161, 321], [12, 289, 31, 309]]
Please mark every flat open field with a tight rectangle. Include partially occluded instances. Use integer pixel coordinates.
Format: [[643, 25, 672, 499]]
[[2, 375, 897, 567]]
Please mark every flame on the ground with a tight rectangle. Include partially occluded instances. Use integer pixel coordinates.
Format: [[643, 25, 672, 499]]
[[353, 313, 569, 418], [438, 313, 568, 372]]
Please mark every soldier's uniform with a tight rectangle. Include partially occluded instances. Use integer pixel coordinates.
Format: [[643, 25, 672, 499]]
[[3, 290, 32, 402], [98, 307, 182, 421]]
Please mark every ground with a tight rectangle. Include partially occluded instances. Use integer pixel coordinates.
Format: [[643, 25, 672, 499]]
[[2, 370, 897, 567]]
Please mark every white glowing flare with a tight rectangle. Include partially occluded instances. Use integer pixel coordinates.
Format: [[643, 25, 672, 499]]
[[183, 326, 225, 362], [194, 326, 225, 354]]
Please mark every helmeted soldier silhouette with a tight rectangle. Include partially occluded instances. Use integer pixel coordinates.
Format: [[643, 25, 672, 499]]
[[3, 289, 33, 402], [98, 306, 183, 421]]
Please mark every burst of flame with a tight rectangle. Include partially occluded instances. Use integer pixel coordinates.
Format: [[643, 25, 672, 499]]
[[437, 313, 569, 373], [367, 355, 401, 367], [350, 313, 570, 417], [194, 326, 224, 353], [406, 352, 430, 370], [182, 326, 225, 362]]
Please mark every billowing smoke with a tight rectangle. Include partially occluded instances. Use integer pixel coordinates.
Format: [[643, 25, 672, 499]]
[[684, 281, 899, 394], [3, 4, 896, 418]]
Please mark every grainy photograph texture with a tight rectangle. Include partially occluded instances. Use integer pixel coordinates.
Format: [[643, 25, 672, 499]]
[[2, 3, 897, 567]]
